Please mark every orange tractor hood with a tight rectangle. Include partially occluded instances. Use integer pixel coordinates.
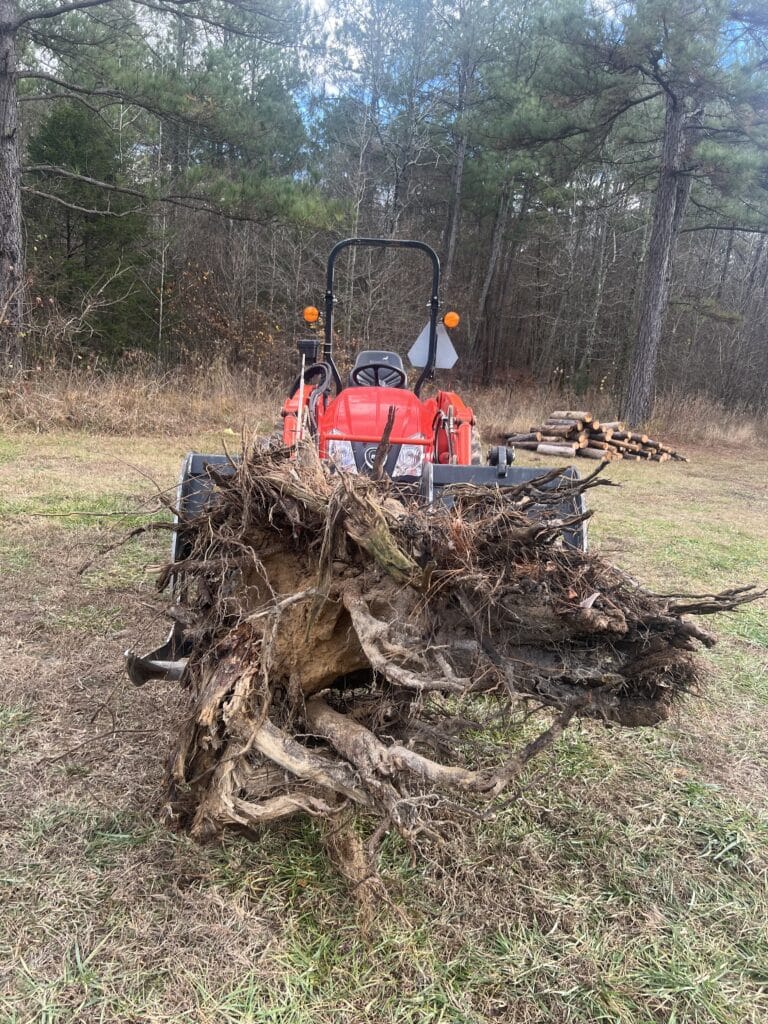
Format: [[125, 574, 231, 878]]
[[318, 387, 435, 444]]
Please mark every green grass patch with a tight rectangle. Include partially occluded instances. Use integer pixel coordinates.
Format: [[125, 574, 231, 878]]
[[80, 531, 169, 592], [656, 527, 768, 585], [708, 642, 768, 703], [0, 490, 164, 528], [716, 605, 768, 650], [0, 703, 34, 732], [84, 814, 158, 868], [0, 535, 34, 573], [0, 436, 23, 463], [48, 602, 125, 634], [147, 728, 767, 1023]]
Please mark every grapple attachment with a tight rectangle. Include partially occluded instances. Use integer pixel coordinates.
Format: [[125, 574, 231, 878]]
[[421, 458, 588, 551], [125, 449, 587, 686], [125, 452, 234, 687]]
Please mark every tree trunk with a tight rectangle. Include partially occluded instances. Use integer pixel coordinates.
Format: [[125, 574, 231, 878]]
[[469, 183, 510, 352], [441, 66, 468, 295], [0, 0, 23, 371], [715, 228, 734, 301], [622, 92, 692, 426], [577, 203, 609, 378], [476, 198, 529, 383]]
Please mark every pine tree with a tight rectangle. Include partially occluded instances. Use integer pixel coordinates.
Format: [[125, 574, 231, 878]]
[[0, 0, 314, 368]]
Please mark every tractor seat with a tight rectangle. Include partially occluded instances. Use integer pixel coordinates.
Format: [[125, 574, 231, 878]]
[[349, 350, 408, 389]]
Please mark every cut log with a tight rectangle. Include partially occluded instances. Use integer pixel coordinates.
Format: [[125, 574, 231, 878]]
[[610, 439, 643, 453], [583, 439, 615, 451], [540, 424, 581, 439], [644, 439, 677, 453], [550, 410, 593, 423], [507, 432, 542, 443], [588, 430, 614, 442], [540, 434, 579, 447], [536, 443, 576, 457], [613, 431, 649, 445], [545, 418, 584, 430], [508, 440, 540, 450], [577, 447, 611, 460], [599, 421, 624, 431]]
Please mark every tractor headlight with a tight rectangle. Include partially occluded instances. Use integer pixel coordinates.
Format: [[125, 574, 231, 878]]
[[327, 440, 357, 473], [393, 443, 425, 477]]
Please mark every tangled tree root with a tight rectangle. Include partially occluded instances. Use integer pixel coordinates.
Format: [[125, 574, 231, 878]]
[[152, 443, 760, 876]]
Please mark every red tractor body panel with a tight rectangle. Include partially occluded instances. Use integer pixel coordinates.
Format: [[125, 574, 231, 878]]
[[319, 387, 432, 448], [282, 387, 474, 467], [282, 384, 315, 447]]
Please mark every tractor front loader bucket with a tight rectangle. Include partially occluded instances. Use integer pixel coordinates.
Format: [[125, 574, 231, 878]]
[[125, 452, 236, 686], [168, 453, 237, 567], [421, 458, 588, 551], [125, 620, 189, 686], [126, 448, 587, 686]]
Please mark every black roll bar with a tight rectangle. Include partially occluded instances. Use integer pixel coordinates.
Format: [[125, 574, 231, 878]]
[[324, 238, 441, 396]]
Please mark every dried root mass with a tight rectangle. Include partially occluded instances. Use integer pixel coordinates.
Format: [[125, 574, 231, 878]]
[[159, 443, 759, 856]]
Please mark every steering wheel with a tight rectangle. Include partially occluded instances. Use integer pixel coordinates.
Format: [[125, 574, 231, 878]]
[[350, 362, 407, 389]]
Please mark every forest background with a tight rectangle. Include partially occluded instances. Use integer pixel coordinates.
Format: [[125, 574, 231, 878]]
[[1, 0, 767, 424]]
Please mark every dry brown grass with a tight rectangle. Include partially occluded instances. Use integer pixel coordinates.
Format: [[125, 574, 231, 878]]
[[648, 390, 768, 446], [472, 382, 642, 442], [472, 384, 767, 449], [2, 368, 766, 449], [0, 363, 279, 436], [469, 383, 559, 443]]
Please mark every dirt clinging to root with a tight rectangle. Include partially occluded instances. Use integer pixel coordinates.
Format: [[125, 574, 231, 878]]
[[152, 443, 759, 866]]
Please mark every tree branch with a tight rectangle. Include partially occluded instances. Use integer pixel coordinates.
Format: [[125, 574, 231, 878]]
[[17, 71, 210, 130], [680, 223, 768, 235], [129, 0, 290, 42], [15, 0, 118, 30], [16, 0, 290, 35], [22, 186, 144, 216], [19, 90, 119, 119], [25, 164, 145, 197], [23, 175, 276, 224]]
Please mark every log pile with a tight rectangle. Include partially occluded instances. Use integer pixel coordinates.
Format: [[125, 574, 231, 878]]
[[507, 410, 688, 463], [136, 441, 761, 886]]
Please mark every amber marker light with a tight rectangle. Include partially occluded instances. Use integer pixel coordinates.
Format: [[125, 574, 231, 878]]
[[443, 310, 460, 329], [303, 305, 320, 323]]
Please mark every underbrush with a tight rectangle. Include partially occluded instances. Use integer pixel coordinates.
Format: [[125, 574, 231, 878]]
[[649, 390, 766, 446], [1, 366, 765, 446], [0, 363, 279, 436], [473, 384, 768, 448]]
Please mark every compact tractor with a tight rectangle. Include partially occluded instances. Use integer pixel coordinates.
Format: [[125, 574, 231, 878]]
[[126, 238, 586, 685]]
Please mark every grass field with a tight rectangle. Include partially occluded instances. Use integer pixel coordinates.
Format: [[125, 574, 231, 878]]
[[0, 423, 766, 1024]]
